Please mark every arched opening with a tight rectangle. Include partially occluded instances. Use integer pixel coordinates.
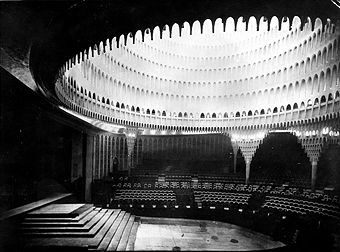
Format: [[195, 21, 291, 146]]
[[320, 95, 326, 104], [212, 113, 216, 118], [300, 102, 305, 109], [307, 99, 312, 107], [328, 93, 333, 102], [336, 91, 340, 101], [200, 113, 205, 118]]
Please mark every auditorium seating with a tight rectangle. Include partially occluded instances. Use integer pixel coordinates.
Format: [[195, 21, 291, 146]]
[[99, 175, 340, 221], [194, 190, 251, 208], [19, 203, 140, 251], [263, 195, 340, 220], [113, 189, 177, 207]]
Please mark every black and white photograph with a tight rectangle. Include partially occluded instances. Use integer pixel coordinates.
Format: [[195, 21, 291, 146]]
[[1, 0, 340, 251]]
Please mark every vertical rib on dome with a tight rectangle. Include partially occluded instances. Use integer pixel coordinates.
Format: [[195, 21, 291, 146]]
[[281, 16, 290, 31], [225, 17, 235, 32], [171, 23, 180, 38], [270, 16, 279, 30], [236, 17, 246, 31], [161, 24, 170, 39], [135, 30, 143, 43], [214, 18, 224, 33], [292, 16, 302, 30], [118, 34, 125, 47], [247, 16, 258, 31], [203, 19, 213, 34], [144, 28, 152, 42], [259, 16, 269, 31], [152, 26, 161, 41], [192, 20, 201, 35]]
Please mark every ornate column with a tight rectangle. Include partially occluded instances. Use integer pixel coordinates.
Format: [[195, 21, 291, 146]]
[[124, 128, 141, 176], [299, 136, 323, 190], [311, 160, 318, 190], [84, 133, 95, 203], [294, 127, 340, 190], [231, 142, 238, 174], [293, 121, 340, 190], [229, 130, 268, 184]]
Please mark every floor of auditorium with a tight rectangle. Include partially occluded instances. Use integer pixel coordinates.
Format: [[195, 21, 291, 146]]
[[1, 202, 287, 251], [134, 217, 285, 251]]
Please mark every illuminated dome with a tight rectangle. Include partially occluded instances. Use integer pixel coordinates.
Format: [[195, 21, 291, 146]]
[[56, 16, 340, 134]]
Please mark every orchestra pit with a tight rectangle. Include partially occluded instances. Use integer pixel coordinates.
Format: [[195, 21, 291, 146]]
[[1, 0, 340, 251]]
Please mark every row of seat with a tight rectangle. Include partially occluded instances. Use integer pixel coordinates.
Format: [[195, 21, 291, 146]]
[[269, 196, 339, 210], [269, 186, 339, 204], [111, 187, 339, 220], [111, 179, 339, 206], [263, 196, 340, 219], [113, 189, 177, 204], [194, 191, 250, 207]]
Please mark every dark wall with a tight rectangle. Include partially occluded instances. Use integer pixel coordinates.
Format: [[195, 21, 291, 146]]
[[317, 143, 340, 190], [0, 68, 74, 211], [251, 133, 311, 182], [140, 134, 232, 175]]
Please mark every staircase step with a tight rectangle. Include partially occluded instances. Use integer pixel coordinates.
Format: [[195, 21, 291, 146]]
[[24, 209, 111, 237], [24, 206, 97, 222], [72, 204, 94, 215], [87, 209, 121, 248], [26, 204, 86, 218], [22, 207, 98, 227], [96, 210, 126, 251], [116, 215, 135, 251], [125, 221, 139, 251], [24, 210, 123, 248], [106, 212, 131, 251]]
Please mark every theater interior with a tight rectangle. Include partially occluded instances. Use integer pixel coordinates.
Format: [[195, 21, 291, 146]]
[[0, 0, 340, 251]]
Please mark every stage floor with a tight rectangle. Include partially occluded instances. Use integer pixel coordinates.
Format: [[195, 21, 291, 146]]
[[134, 217, 285, 251]]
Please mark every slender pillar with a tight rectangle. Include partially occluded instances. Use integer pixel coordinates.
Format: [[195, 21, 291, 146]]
[[311, 160, 318, 191], [85, 134, 94, 203], [124, 128, 139, 176], [232, 144, 238, 174], [245, 159, 251, 185], [229, 130, 267, 181], [71, 132, 83, 183], [297, 135, 323, 191]]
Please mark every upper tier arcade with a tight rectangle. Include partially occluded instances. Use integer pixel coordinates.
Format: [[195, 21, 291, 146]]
[[56, 16, 340, 133]]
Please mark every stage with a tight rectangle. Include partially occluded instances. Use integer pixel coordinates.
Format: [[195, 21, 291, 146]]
[[134, 217, 285, 251]]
